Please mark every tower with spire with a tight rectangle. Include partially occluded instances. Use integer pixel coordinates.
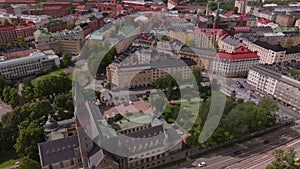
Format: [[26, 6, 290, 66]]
[[206, 1, 211, 16], [213, 2, 220, 29]]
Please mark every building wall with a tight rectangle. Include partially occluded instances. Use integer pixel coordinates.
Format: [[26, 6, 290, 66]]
[[246, 41, 300, 64], [218, 40, 244, 53], [0, 53, 60, 79], [107, 63, 195, 89], [247, 69, 278, 95], [274, 77, 300, 109], [213, 58, 259, 77], [0, 48, 37, 60]]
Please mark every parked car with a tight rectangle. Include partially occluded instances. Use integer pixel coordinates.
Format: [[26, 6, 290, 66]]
[[198, 162, 207, 167]]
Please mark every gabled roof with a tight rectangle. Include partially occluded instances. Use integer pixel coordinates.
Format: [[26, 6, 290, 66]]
[[38, 135, 79, 166]]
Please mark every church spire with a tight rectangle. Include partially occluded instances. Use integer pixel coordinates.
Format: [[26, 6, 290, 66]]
[[216, 1, 220, 21], [213, 1, 220, 29]]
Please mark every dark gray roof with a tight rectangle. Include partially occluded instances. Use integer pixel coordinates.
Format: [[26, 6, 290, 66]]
[[38, 135, 79, 166], [250, 65, 282, 80], [88, 144, 104, 167], [99, 127, 182, 157], [125, 125, 164, 138], [180, 46, 216, 57], [253, 40, 286, 52], [286, 45, 300, 54], [222, 35, 242, 46], [151, 57, 197, 68]]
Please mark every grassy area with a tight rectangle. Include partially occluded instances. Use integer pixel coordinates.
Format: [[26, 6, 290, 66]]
[[150, 158, 186, 169], [0, 151, 19, 168], [32, 68, 72, 85]]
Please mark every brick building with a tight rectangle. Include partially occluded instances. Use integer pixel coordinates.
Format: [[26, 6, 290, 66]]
[[0, 22, 35, 44]]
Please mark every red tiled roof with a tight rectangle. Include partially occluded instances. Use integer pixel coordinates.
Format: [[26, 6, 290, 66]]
[[174, 5, 206, 10], [0, 25, 15, 31], [232, 26, 250, 31], [194, 27, 225, 35], [223, 11, 234, 17], [41, 1, 71, 5], [217, 46, 259, 60], [257, 17, 270, 24], [44, 6, 64, 10], [76, 5, 86, 10]]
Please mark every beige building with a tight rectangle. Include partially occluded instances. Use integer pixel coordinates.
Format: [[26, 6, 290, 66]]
[[193, 28, 225, 49], [275, 13, 300, 27], [34, 27, 85, 55], [218, 35, 245, 53], [295, 19, 300, 28], [247, 64, 300, 110], [245, 40, 300, 64], [107, 57, 196, 89], [0, 51, 60, 80], [212, 46, 259, 77], [177, 45, 216, 71], [235, 0, 246, 14]]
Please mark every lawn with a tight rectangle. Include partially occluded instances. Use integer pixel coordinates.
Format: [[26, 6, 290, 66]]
[[32, 68, 72, 85], [0, 151, 19, 168]]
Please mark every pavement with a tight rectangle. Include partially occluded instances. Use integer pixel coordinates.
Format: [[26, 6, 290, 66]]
[[0, 99, 12, 121], [167, 124, 300, 169]]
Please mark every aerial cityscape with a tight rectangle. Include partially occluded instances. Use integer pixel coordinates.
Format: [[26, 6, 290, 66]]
[[0, 0, 300, 169]]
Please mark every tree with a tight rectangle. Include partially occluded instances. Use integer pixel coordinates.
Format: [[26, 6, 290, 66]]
[[33, 73, 71, 99], [192, 67, 202, 89], [266, 149, 298, 169], [14, 120, 43, 161], [15, 36, 25, 46], [0, 74, 8, 99], [18, 156, 40, 169], [257, 98, 279, 114], [28, 100, 54, 120], [61, 52, 73, 67], [2, 86, 19, 108], [53, 92, 74, 120], [66, 24, 75, 30], [4, 19, 10, 25]]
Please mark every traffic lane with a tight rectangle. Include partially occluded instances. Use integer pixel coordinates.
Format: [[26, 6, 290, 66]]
[[188, 125, 300, 169]]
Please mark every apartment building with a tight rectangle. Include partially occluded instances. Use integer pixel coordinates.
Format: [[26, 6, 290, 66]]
[[245, 40, 300, 64], [247, 63, 300, 110], [34, 27, 85, 55], [168, 23, 194, 44], [218, 35, 245, 53], [0, 22, 35, 43], [212, 46, 259, 77], [177, 45, 216, 71], [106, 46, 196, 89], [193, 27, 225, 49], [0, 51, 60, 80]]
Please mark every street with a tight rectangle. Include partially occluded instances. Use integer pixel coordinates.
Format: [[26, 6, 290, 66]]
[[166, 124, 300, 169]]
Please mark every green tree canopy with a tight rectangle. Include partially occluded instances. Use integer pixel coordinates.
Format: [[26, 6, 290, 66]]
[[33, 73, 71, 99], [14, 120, 44, 161], [2, 86, 19, 108], [266, 149, 298, 169], [53, 92, 74, 120], [0, 74, 8, 99], [61, 52, 73, 68], [18, 156, 40, 169]]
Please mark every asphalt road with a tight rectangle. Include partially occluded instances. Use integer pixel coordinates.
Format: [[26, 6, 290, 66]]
[[169, 125, 300, 169]]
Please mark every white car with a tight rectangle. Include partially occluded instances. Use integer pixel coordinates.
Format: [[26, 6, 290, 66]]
[[198, 162, 207, 167]]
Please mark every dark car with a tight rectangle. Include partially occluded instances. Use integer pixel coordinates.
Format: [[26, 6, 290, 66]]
[[234, 150, 241, 155]]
